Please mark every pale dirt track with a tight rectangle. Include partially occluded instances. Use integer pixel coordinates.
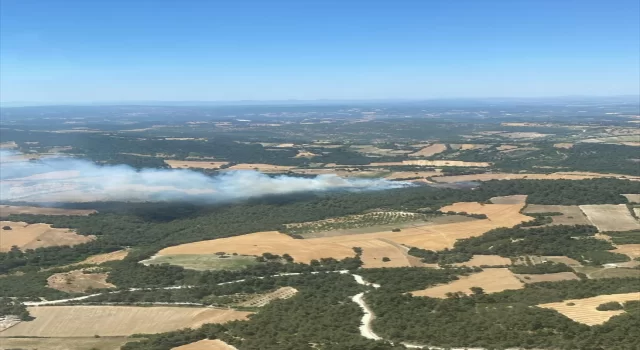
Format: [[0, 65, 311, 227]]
[[410, 268, 525, 298], [0, 306, 251, 337], [173, 339, 238, 350], [579, 204, 640, 232], [157, 202, 532, 267], [0, 221, 94, 252], [537, 292, 640, 325], [0, 205, 96, 217]]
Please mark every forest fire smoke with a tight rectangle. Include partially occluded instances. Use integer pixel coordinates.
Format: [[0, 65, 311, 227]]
[[0, 151, 412, 203]]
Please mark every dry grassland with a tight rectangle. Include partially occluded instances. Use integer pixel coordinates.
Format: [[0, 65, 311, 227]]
[[0, 221, 94, 252], [408, 143, 447, 157], [0, 337, 131, 350], [523, 205, 591, 226], [543, 256, 582, 267], [173, 339, 237, 350], [158, 203, 531, 268], [295, 150, 318, 158], [537, 293, 640, 325], [165, 160, 229, 169], [514, 272, 579, 283], [384, 170, 441, 180], [453, 255, 512, 267], [496, 145, 519, 151], [580, 204, 640, 232], [0, 306, 251, 337], [410, 268, 524, 298], [401, 160, 490, 167], [612, 244, 640, 260], [432, 171, 640, 183], [554, 143, 574, 149], [623, 194, 640, 203], [489, 195, 528, 204], [47, 270, 115, 293], [635, 208, 640, 218], [0, 205, 96, 217]]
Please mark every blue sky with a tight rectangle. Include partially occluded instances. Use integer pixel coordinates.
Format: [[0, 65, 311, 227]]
[[1, 0, 639, 103]]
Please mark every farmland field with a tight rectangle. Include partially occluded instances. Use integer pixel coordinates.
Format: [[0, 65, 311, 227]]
[[143, 254, 260, 271], [173, 339, 237, 350], [0, 306, 251, 337], [514, 272, 580, 283], [408, 143, 447, 157], [410, 268, 525, 297], [579, 204, 640, 231], [537, 292, 640, 325], [0, 337, 131, 350], [165, 160, 229, 169], [623, 194, 640, 203], [47, 269, 115, 293], [0, 221, 94, 252], [0, 205, 96, 217], [522, 205, 591, 226]]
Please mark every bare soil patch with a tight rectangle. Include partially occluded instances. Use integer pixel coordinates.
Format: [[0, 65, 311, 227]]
[[76, 249, 129, 265], [612, 244, 640, 260], [173, 339, 237, 350], [0, 221, 94, 252], [514, 272, 579, 283], [165, 160, 229, 169], [580, 204, 640, 232], [523, 205, 591, 226], [47, 269, 115, 293], [0, 337, 131, 350], [453, 255, 511, 267], [489, 195, 528, 204], [0, 205, 95, 217], [623, 194, 640, 203], [410, 268, 524, 298], [408, 144, 447, 157], [0, 306, 251, 337], [537, 292, 640, 325]]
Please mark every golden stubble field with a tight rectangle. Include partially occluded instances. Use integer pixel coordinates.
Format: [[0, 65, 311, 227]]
[[0, 221, 94, 252], [408, 143, 447, 157], [0, 306, 252, 337], [173, 339, 237, 350], [158, 202, 532, 268], [537, 292, 640, 325], [579, 204, 640, 232], [0, 205, 96, 217], [432, 172, 640, 183], [523, 204, 591, 226], [410, 268, 525, 298]]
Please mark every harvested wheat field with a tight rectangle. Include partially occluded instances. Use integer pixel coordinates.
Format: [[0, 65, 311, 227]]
[[448, 144, 490, 150], [537, 293, 640, 325], [623, 194, 640, 203], [159, 202, 532, 266], [580, 204, 640, 232], [408, 143, 447, 157], [433, 172, 640, 183], [225, 163, 295, 172], [453, 255, 512, 267], [496, 145, 519, 151], [165, 160, 229, 169], [173, 339, 237, 350], [295, 150, 318, 158], [489, 195, 528, 204], [514, 272, 579, 283], [75, 249, 129, 265], [401, 160, 490, 167], [240, 287, 298, 307], [384, 171, 441, 180], [0, 205, 95, 217], [612, 244, 640, 260], [0, 306, 251, 337], [47, 269, 115, 293], [0, 337, 131, 350], [410, 268, 524, 298], [523, 205, 591, 226], [553, 143, 574, 149], [0, 221, 94, 252]]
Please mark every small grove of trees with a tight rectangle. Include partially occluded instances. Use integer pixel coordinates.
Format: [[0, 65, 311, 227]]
[[596, 301, 623, 311]]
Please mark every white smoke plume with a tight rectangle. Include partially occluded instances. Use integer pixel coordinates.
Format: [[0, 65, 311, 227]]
[[0, 151, 412, 203]]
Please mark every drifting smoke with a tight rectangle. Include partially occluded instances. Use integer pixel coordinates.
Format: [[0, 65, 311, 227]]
[[0, 151, 413, 203]]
